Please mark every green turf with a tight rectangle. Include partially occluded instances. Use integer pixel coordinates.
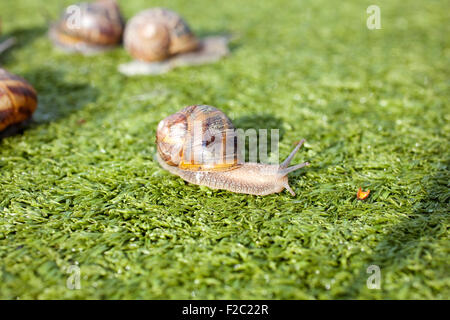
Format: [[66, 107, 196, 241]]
[[0, 0, 449, 299]]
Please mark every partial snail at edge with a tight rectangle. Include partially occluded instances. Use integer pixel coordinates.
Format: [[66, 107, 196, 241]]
[[156, 105, 310, 196], [0, 68, 38, 133], [49, 0, 124, 54]]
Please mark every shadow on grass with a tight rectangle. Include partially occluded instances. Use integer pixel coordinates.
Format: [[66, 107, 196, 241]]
[[342, 161, 449, 298], [0, 68, 98, 139], [233, 113, 285, 162], [0, 26, 48, 65], [24, 67, 99, 123], [195, 29, 242, 52]]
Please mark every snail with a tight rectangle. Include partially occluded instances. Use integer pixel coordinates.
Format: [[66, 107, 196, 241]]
[[119, 8, 229, 76], [124, 8, 199, 62], [49, 0, 124, 54], [0, 68, 38, 132], [156, 105, 310, 196]]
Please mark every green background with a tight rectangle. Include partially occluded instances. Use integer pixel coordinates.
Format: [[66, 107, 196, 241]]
[[0, 0, 448, 299]]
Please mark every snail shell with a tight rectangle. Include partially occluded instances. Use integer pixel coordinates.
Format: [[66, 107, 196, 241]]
[[124, 8, 200, 62], [156, 105, 239, 171], [156, 105, 310, 196], [50, 0, 124, 52], [0, 68, 38, 132]]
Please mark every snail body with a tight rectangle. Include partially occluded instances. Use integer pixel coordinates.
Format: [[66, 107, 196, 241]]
[[124, 8, 199, 62], [0, 68, 38, 132], [156, 105, 309, 196], [49, 0, 124, 53]]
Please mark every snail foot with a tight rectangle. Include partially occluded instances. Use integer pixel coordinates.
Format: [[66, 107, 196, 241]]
[[118, 36, 230, 76]]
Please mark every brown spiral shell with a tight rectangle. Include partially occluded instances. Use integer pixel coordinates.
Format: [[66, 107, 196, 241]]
[[51, 0, 124, 49], [156, 105, 240, 172], [124, 8, 200, 62], [0, 68, 38, 132]]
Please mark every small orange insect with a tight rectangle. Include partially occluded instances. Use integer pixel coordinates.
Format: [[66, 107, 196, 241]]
[[357, 187, 370, 200]]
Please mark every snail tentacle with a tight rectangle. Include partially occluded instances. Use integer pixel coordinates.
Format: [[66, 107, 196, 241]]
[[278, 162, 310, 176], [280, 139, 306, 169]]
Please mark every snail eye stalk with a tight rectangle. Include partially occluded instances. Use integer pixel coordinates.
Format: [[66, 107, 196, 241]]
[[278, 139, 309, 176]]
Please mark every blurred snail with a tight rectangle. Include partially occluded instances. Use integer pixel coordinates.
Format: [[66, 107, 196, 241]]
[[49, 0, 124, 54], [0, 68, 38, 132], [156, 105, 310, 196], [124, 8, 200, 62]]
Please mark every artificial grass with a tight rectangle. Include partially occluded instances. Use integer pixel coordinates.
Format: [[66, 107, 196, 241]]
[[0, 0, 448, 299]]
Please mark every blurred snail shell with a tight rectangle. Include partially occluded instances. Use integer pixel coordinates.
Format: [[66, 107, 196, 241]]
[[156, 105, 309, 196], [124, 8, 200, 62], [0, 68, 37, 132], [49, 0, 124, 53]]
